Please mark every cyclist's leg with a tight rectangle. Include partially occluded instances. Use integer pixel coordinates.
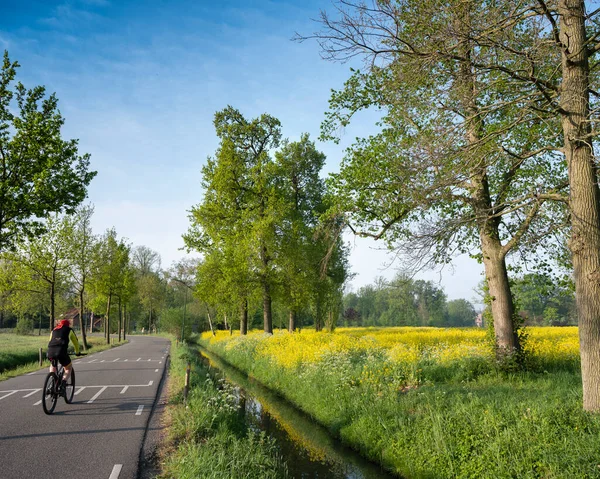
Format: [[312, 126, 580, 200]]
[[47, 347, 60, 373], [58, 351, 72, 381]]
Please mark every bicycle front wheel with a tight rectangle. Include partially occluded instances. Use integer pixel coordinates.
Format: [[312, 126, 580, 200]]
[[42, 373, 58, 415], [64, 369, 75, 404]]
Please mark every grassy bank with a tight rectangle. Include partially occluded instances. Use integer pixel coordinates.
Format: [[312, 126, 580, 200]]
[[0, 331, 127, 380], [199, 327, 600, 479], [158, 341, 288, 479]]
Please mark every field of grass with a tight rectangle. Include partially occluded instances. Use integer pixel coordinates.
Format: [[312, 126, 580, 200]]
[[0, 331, 128, 380], [158, 341, 289, 479], [199, 326, 600, 479]]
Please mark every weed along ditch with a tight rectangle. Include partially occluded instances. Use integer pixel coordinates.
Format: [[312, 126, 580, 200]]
[[197, 347, 397, 479]]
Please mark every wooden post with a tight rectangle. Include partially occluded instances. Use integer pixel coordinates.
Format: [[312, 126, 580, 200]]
[[183, 362, 191, 404], [39, 348, 43, 367]]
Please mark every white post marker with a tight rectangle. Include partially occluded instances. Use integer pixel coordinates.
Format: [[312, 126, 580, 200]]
[[109, 464, 123, 479]]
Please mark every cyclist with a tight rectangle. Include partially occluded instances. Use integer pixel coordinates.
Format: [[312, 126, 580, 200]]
[[47, 319, 80, 390]]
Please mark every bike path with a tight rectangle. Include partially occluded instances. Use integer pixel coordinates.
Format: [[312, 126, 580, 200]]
[[0, 336, 170, 479]]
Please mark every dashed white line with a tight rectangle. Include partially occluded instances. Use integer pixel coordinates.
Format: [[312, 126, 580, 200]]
[[120, 386, 129, 394], [75, 387, 86, 395], [87, 386, 107, 404], [136, 358, 141, 361], [135, 405, 144, 416], [0, 391, 17, 401], [23, 389, 40, 398], [33, 400, 42, 406], [155, 369, 159, 373], [109, 464, 123, 479], [27, 371, 37, 376], [113, 358, 120, 362]]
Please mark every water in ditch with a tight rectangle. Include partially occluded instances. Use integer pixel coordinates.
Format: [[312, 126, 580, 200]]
[[198, 347, 398, 479]]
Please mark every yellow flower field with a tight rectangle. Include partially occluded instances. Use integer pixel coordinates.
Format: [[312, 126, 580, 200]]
[[201, 326, 580, 374]]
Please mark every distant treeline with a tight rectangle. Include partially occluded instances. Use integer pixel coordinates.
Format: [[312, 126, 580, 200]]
[[342, 273, 576, 328]]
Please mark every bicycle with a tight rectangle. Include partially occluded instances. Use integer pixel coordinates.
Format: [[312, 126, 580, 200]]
[[42, 353, 85, 415]]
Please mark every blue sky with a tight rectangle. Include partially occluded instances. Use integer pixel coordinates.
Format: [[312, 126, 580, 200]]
[[1, 0, 484, 303]]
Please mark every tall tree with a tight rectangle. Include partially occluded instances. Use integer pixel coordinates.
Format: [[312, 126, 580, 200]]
[[298, 0, 567, 360], [65, 205, 96, 350], [91, 229, 130, 343], [186, 106, 282, 334], [8, 214, 74, 329], [275, 135, 328, 331], [0, 51, 96, 252]]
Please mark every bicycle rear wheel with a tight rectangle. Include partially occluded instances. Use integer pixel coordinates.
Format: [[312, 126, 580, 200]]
[[42, 373, 58, 415], [64, 369, 75, 404]]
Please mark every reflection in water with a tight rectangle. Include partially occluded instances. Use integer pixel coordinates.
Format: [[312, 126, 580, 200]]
[[198, 348, 399, 479]]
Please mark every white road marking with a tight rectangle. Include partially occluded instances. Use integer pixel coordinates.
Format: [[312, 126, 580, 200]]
[[136, 358, 141, 361], [159, 361, 162, 364], [23, 389, 40, 398], [124, 359, 128, 362], [101, 360, 105, 363], [88, 359, 97, 363], [135, 405, 144, 416], [113, 358, 120, 362], [33, 400, 42, 406], [75, 387, 86, 395], [120, 386, 129, 394], [109, 464, 123, 479], [155, 369, 159, 372], [149, 381, 153, 386], [27, 371, 37, 376], [147, 359, 151, 362], [87, 386, 107, 403], [0, 391, 17, 400]]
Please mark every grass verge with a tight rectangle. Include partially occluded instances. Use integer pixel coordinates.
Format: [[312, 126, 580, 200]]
[[157, 341, 289, 479], [0, 331, 128, 381]]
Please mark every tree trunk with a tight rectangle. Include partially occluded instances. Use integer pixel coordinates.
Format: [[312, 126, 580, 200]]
[[480, 231, 519, 353], [50, 280, 56, 330], [79, 289, 88, 351], [90, 311, 94, 334], [123, 303, 127, 341], [240, 298, 248, 335], [288, 310, 296, 332], [0, 310, 3, 328], [315, 296, 323, 332], [105, 293, 112, 345], [207, 308, 216, 336], [118, 298, 122, 342], [263, 279, 273, 334], [455, 9, 519, 357], [223, 312, 228, 331], [559, 0, 600, 411]]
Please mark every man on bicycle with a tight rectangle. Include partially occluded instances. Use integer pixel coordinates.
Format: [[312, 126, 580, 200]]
[[47, 319, 80, 389]]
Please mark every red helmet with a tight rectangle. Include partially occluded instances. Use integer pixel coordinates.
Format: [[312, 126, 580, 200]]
[[55, 319, 70, 329]]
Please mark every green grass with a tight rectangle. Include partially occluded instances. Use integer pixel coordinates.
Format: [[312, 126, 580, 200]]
[[199, 334, 600, 479], [159, 341, 289, 479], [0, 331, 128, 381]]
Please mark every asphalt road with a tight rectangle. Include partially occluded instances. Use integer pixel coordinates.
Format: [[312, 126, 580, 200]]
[[0, 336, 170, 479]]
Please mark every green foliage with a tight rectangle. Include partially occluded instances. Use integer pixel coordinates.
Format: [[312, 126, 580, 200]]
[[186, 108, 350, 334], [0, 51, 96, 252], [14, 317, 33, 335], [343, 273, 460, 327]]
